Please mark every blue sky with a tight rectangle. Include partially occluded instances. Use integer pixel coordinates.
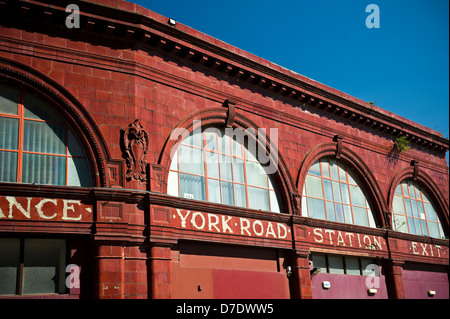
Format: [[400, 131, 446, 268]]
[[133, 0, 449, 162]]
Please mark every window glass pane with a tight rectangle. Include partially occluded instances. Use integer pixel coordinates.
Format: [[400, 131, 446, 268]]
[[420, 220, 428, 235], [204, 131, 217, 151], [23, 239, 66, 295], [368, 209, 376, 228], [332, 181, 341, 202], [167, 171, 179, 196], [0, 84, 19, 115], [24, 94, 62, 122], [326, 201, 335, 221], [335, 203, 344, 223], [414, 218, 423, 236], [421, 190, 432, 203], [67, 130, 86, 157], [361, 259, 376, 276], [411, 200, 419, 218], [23, 120, 66, 155], [345, 257, 361, 275], [393, 214, 407, 233], [246, 161, 268, 187], [329, 159, 339, 180], [323, 179, 333, 201], [221, 181, 234, 206], [178, 145, 204, 175], [353, 206, 369, 227], [248, 186, 270, 211], [68, 157, 91, 187], [305, 175, 323, 199], [220, 155, 233, 181], [311, 254, 327, 274], [349, 185, 366, 207], [402, 183, 409, 197], [232, 136, 242, 157], [234, 183, 247, 208], [269, 190, 280, 213], [0, 117, 19, 150], [308, 161, 321, 176], [321, 160, 330, 178], [343, 204, 353, 224], [232, 157, 245, 183], [340, 183, 350, 204], [307, 197, 326, 220], [0, 151, 18, 182], [393, 196, 405, 214], [208, 179, 221, 204], [424, 203, 437, 221], [0, 238, 20, 295], [408, 217, 416, 235], [347, 170, 357, 185], [181, 131, 203, 148], [179, 173, 206, 201], [404, 198, 413, 217], [169, 150, 178, 171], [22, 154, 66, 185], [328, 255, 345, 274], [338, 165, 347, 182], [221, 133, 231, 155], [394, 185, 403, 196], [301, 194, 308, 217], [205, 151, 219, 179]]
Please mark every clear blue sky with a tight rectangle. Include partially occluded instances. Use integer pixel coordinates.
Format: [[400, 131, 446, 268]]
[[133, 0, 449, 163]]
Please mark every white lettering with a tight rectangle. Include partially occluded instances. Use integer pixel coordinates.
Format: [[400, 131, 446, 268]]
[[191, 212, 206, 230], [240, 218, 251, 236], [411, 242, 419, 255], [176, 209, 191, 228], [313, 228, 324, 243], [337, 231, 345, 246], [221, 215, 233, 234], [62, 200, 82, 221], [252, 220, 264, 236], [277, 223, 288, 239], [7, 196, 31, 219], [265, 222, 276, 238], [324, 229, 335, 245], [35, 198, 57, 220], [207, 214, 220, 232]]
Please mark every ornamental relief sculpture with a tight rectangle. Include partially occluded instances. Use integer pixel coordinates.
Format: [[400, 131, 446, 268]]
[[121, 119, 149, 182]]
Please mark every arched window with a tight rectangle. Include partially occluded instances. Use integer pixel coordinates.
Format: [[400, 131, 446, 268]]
[[392, 180, 445, 239], [0, 83, 92, 187], [167, 127, 281, 213], [301, 157, 377, 228]]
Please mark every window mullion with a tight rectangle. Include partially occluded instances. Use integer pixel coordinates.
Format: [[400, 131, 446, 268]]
[[16, 90, 24, 183]]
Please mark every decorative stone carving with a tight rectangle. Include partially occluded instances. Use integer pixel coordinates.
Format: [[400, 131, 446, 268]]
[[122, 119, 149, 182], [223, 98, 237, 128], [333, 135, 343, 159]]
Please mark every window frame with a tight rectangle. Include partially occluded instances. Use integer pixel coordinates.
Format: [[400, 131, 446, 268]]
[[302, 157, 376, 228], [0, 237, 68, 296], [167, 127, 281, 213], [0, 87, 91, 186], [392, 180, 445, 239]]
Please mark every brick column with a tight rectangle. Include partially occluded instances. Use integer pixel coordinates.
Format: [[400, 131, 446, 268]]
[[96, 244, 125, 299], [385, 260, 405, 299], [292, 251, 313, 299], [148, 245, 172, 299]]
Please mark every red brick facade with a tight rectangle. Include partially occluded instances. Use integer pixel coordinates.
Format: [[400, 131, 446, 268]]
[[0, 0, 448, 299]]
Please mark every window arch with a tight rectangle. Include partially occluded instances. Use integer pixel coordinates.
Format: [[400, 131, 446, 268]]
[[392, 179, 445, 239], [167, 127, 281, 213], [301, 157, 377, 228], [0, 83, 92, 187]]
